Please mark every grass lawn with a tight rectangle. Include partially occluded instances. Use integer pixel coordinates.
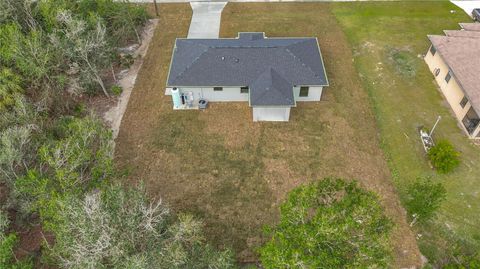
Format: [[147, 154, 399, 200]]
[[116, 3, 421, 267], [331, 1, 480, 264]]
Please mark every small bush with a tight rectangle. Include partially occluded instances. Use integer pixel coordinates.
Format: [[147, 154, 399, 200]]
[[405, 177, 446, 225], [0, 210, 33, 269], [111, 85, 123, 96], [119, 53, 134, 68], [0, 68, 23, 111], [428, 140, 460, 174], [73, 103, 86, 117]]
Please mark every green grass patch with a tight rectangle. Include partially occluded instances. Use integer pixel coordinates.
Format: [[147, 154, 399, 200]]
[[332, 1, 479, 265]]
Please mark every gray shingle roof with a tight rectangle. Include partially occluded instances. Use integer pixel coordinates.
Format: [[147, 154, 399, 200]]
[[167, 33, 328, 106], [249, 68, 295, 106]]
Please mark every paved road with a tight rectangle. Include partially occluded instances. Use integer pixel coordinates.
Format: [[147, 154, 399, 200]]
[[128, 0, 383, 3], [188, 2, 227, 38]]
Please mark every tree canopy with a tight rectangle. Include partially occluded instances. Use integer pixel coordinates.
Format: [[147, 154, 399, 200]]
[[50, 184, 235, 269], [259, 178, 393, 268]]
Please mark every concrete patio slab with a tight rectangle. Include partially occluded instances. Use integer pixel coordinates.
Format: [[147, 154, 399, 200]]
[[188, 2, 227, 38]]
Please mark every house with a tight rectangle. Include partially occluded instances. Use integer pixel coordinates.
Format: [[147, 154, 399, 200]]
[[424, 23, 480, 138], [165, 32, 328, 121]]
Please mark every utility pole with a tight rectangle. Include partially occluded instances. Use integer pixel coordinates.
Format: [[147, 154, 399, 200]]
[[153, 0, 159, 17], [430, 116, 442, 137]]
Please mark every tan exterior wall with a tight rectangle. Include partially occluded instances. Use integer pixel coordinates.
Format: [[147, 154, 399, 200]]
[[424, 45, 480, 138]]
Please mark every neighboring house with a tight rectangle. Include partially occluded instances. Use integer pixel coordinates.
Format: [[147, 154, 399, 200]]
[[459, 22, 480, 31], [165, 32, 328, 121], [424, 23, 480, 138]]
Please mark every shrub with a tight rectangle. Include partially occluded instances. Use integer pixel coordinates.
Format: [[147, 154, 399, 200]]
[[405, 177, 446, 225], [428, 140, 460, 174], [0, 69, 23, 111], [0, 211, 33, 269], [259, 178, 393, 269], [0, 125, 35, 186], [110, 85, 123, 96]]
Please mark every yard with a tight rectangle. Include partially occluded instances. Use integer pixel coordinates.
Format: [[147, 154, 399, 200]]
[[331, 1, 480, 263], [115, 3, 421, 267]]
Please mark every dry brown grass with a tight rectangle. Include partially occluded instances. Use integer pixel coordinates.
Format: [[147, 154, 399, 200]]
[[115, 3, 421, 267]]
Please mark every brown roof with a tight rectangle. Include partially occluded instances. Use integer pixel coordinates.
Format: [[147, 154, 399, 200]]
[[428, 34, 480, 114], [443, 30, 480, 38], [459, 23, 480, 31]]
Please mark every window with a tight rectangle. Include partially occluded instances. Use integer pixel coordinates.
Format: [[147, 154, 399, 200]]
[[299, 86, 309, 97], [434, 68, 440, 77], [214, 87, 223, 91], [240, 86, 249, 94], [460, 96, 468, 108], [430, 45, 436, 56], [445, 71, 452, 83]]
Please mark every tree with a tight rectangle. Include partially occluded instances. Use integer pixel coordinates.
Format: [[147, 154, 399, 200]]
[[79, 0, 149, 45], [48, 184, 236, 269], [0, 210, 33, 269], [0, 0, 38, 31], [259, 178, 393, 269], [14, 115, 113, 228], [428, 140, 460, 174], [0, 23, 63, 105], [53, 11, 112, 96], [405, 177, 447, 226]]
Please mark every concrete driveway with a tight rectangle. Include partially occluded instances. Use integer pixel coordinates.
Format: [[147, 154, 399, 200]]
[[451, 1, 480, 18], [188, 2, 227, 38]]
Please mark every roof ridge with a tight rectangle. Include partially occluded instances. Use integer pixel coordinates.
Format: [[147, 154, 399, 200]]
[[250, 68, 294, 105], [284, 41, 319, 79], [269, 68, 294, 102], [172, 43, 211, 83]]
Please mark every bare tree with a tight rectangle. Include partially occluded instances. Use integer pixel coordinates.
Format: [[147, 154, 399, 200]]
[[49, 184, 236, 269], [54, 11, 112, 97]]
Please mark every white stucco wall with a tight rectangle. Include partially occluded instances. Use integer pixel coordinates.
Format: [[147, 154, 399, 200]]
[[166, 86, 324, 102], [167, 87, 248, 102], [293, 86, 323, 101], [252, 107, 290, 122]]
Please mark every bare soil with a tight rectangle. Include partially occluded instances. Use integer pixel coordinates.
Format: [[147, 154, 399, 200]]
[[115, 3, 421, 267], [103, 18, 159, 141]]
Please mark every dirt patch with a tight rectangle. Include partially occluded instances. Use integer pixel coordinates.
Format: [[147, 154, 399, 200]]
[[115, 3, 421, 267], [104, 18, 159, 142], [199, 103, 261, 149], [263, 158, 301, 202]]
